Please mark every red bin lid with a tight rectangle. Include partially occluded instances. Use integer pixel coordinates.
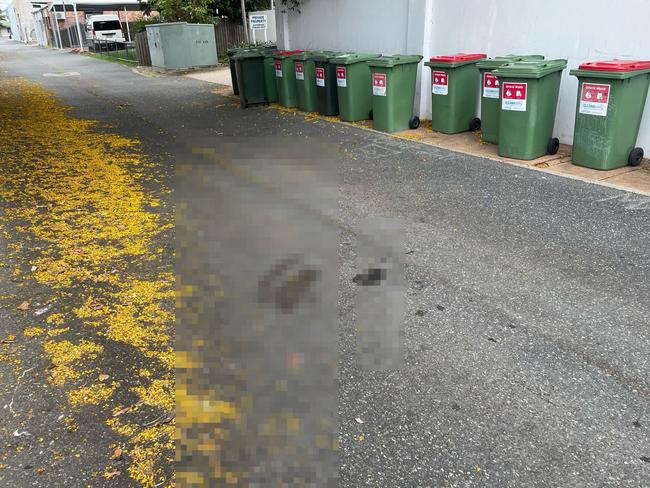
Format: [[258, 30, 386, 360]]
[[429, 53, 487, 63], [579, 59, 650, 72], [275, 50, 304, 56]]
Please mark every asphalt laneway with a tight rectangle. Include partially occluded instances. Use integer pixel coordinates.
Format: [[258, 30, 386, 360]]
[[1, 40, 649, 487]]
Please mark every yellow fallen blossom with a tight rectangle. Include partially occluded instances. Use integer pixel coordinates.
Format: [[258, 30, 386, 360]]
[[46, 313, 65, 325], [24, 327, 45, 338], [68, 382, 117, 406], [42, 340, 103, 386], [0, 77, 178, 487]]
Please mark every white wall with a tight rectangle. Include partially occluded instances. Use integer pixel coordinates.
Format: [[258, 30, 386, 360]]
[[275, 0, 432, 127], [7, 0, 36, 43], [275, 0, 411, 53], [248, 9, 276, 44], [278, 0, 650, 149]]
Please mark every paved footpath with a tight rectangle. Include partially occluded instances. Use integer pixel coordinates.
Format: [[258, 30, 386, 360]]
[[0, 40, 649, 487]]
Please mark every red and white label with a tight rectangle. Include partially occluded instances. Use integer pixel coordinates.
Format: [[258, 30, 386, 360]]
[[432, 71, 448, 95], [579, 83, 610, 116], [483, 73, 500, 99], [372, 72, 387, 96], [336, 67, 347, 87], [315, 67, 325, 87], [295, 61, 304, 80], [275, 60, 283, 78], [502, 82, 527, 111]]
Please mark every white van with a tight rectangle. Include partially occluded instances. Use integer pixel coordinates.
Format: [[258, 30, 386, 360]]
[[86, 14, 125, 42]]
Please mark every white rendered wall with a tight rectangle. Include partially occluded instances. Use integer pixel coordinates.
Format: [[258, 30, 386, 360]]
[[7, 0, 36, 43]]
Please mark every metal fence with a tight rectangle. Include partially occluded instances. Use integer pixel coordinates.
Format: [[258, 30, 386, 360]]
[[89, 39, 138, 63], [134, 32, 152, 66], [214, 20, 247, 55], [58, 25, 86, 49]]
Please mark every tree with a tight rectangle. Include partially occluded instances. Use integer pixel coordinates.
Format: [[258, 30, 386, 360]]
[[209, 0, 271, 21], [145, 0, 216, 23], [278, 0, 303, 13]]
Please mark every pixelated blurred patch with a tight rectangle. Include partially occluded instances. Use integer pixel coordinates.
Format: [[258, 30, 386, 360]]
[[352, 268, 387, 286], [257, 254, 322, 313]]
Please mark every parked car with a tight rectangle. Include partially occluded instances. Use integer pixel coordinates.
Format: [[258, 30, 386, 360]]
[[85, 14, 125, 43]]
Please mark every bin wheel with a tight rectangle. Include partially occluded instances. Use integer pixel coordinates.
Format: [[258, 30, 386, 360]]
[[547, 137, 560, 155], [628, 147, 644, 166], [409, 116, 421, 130], [369, 109, 373, 120], [240, 100, 248, 109], [469, 117, 481, 131]]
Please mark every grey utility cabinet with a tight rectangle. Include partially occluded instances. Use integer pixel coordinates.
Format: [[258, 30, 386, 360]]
[[145, 22, 218, 70]]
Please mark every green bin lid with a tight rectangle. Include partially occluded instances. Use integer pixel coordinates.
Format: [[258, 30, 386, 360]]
[[492, 59, 567, 79], [367, 54, 423, 67], [290, 50, 338, 61], [477, 55, 545, 70], [232, 50, 266, 60], [330, 53, 382, 65], [311, 52, 350, 62], [306, 51, 340, 61]]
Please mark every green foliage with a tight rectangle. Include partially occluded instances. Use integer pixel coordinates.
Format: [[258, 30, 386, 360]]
[[145, 0, 216, 23], [278, 0, 304, 13], [233, 40, 274, 48], [131, 17, 163, 33], [210, 1, 272, 21]]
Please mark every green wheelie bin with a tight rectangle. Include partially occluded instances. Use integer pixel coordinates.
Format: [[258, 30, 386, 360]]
[[263, 51, 279, 103], [313, 52, 347, 116], [476, 55, 545, 143], [233, 50, 268, 108], [274, 50, 304, 108], [229, 45, 276, 96], [228, 47, 246, 96], [291, 51, 338, 112], [570, 60, 650, 169], [367, 55, 423, 132], [492, 59, 567, 160], [424, 53, 486, 134], [330, 53, 382, 121]]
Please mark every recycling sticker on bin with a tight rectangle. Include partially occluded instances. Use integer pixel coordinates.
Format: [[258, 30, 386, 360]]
[[295, 62, 304, 80], [315, 67, 325, 87], [275, 60, 283, 77], [432, 71, 448, 95], [372, 73, 387, 96], [579, 83, 610, 117], [336, 67, 347, 87], [483, 73, 500, 99], [502, 82, 527, 111]]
